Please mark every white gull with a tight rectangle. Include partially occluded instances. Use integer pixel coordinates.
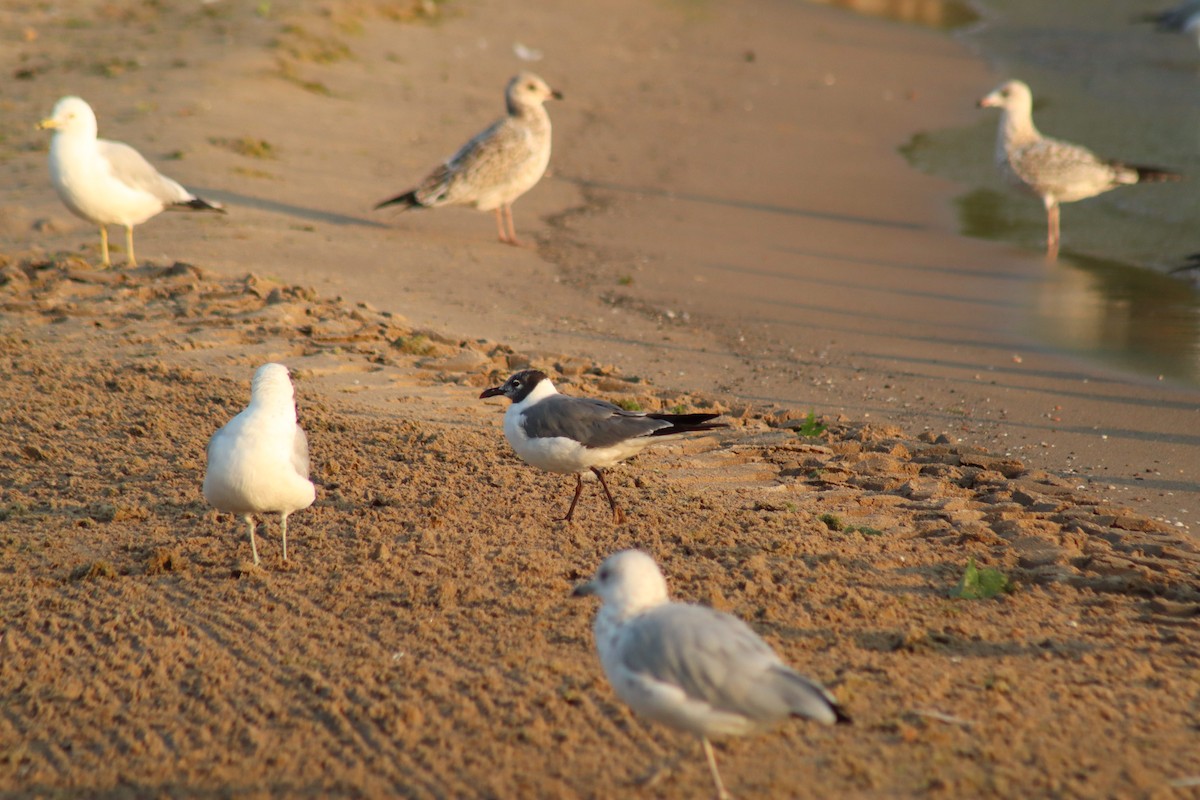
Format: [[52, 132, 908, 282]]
[[573, 550, 850, 799], [38, 96, 225, 267], [203, 364, 315, 566]]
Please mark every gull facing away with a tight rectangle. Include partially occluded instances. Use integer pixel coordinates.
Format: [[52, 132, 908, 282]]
[[203, 364, 316, 566], [38, 96, 225, 267], [374, 72, 561, 246], [1135, 1, 1200, 47], [573, 550, 851, 800], [977, 80, 1180, 256], [479, 370, 725, 523]]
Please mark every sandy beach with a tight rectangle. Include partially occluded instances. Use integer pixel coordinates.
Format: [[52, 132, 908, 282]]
[[2, 1, 1199, 797]]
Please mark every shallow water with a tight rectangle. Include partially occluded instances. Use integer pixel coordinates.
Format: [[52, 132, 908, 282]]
[[890, 0, 1200, 384]]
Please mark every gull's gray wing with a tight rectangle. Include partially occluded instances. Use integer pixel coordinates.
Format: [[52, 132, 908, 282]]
[[291, 427, 311, 479], [97, 139, 193, 204], [206, 427, 223, 460], [416, 118, 534, 206], [620, 604, 839, 725], [520, 395, 669, 449]]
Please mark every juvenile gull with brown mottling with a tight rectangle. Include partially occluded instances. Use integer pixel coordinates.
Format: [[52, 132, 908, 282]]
[[375, 72, 561, 246]]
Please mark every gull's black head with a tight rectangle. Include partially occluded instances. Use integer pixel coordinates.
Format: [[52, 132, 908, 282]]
[[479, 369, 548, 403]]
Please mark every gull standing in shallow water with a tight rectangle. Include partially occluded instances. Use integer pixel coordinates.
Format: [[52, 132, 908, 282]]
[[38, 96, 225, 267], [203, 364, 315, 566], [480, 370, 724, 523], [374, 72, 561, 246], [573, 550, 851, 800], [977, 79, 1180, 256]]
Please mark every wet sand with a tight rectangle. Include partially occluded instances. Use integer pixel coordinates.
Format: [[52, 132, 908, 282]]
[[2, 1, 1200, 797]]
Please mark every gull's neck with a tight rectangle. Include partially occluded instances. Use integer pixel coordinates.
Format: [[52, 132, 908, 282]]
[[249, 377, 297, 420], [508, 100, 551, 132], [598, 577, 671, 624], [997, 103, 1041, 155], [51, 127, 98, 159]]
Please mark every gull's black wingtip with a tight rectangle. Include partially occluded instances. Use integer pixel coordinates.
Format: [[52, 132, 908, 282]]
[[1128, 164, 1183, 183], [374, 189, 421, 211], [1169, 252, 1200, 275], [176, 197, 226, 214]]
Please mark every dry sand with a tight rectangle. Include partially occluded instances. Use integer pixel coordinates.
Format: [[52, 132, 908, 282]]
[[2, 1, 1199, 797]]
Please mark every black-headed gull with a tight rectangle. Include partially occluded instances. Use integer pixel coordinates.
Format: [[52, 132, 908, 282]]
[[480, 370, 724, 523]]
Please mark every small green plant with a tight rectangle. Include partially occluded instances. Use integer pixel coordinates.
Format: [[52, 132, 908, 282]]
[[93, 58, 139, 78], [392, 334, 434, 355], [232, 166, 277, 180], [668, 404, 688, 415], [794, 411, 826, 438], [617, 275, 633, 286], [818, 513, 882, 536], [272, 59, 333, 96], [952, 558, 1013, 599], [614, 398, 643, 412], [210, 136, 279, 160], [274, 24, 352, 64], [818, 513, 843, 532]]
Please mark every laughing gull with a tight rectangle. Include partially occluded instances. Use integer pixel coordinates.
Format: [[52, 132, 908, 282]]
[[479, 369, 724, 523], [374, 72, 561, 246], [977, 79, 1180, 256], [203, 364, 316, 566], [573, 550, 850, 799], [38, 96, 225, 267]]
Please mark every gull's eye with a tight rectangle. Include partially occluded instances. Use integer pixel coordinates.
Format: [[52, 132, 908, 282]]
[[598, 567, 611, 582]]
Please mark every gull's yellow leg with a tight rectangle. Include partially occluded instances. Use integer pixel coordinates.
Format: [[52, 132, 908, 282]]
[[125, 225, 137, 266]]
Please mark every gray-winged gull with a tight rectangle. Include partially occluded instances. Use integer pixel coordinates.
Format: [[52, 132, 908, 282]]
[[38, 96, 225, 267], [203, 363, 316, 566], [573, 550, 850, 799], [374, 72, 561, 246], [479, 370, 724, 523]]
